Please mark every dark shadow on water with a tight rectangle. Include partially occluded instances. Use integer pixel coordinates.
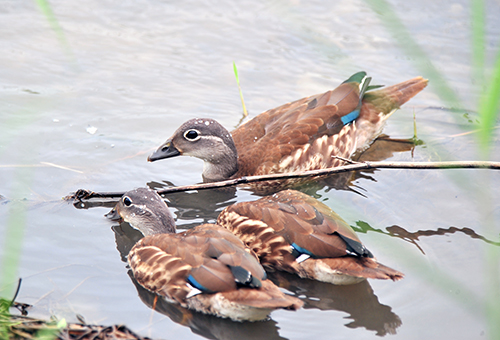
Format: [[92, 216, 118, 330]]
[[386, 225, 500, 254], [72, 198, 117, 210], [112, 224, 144, 262], [354, 221, 500, 254], [268, 271, 402, 336]]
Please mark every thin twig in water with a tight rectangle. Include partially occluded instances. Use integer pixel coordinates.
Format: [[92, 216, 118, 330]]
[[332, 155, 359, 164], [66, 160, 500, 201], [9, 278, 23, 307], [41, 162, 83, 173]]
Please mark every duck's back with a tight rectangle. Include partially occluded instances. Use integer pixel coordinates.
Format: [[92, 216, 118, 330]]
[[231, 75, 427, 181], [128, 224, 265, 302], [232, 82, 361, 178], [218, 190, 368, 267], [218, 190, 404, 283]]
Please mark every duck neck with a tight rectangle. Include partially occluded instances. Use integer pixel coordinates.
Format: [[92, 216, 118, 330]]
[[201, 137, 239, 182], [202, 153, 238, 182], [136, 210, 177, 236]]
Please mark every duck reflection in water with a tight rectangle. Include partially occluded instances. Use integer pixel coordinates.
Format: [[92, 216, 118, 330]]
[[147, 181, 238, 227], [270, 271, 401, 336], [125, 267, 287, 340]]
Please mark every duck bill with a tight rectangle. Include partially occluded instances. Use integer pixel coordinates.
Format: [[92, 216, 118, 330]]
[[105, 207, 121, 221], [148, 140, 181, 162]]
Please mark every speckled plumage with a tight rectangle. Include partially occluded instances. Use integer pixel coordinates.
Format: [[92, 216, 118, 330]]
[[217, 190, 404, 285], [106, 188, 302, 321]]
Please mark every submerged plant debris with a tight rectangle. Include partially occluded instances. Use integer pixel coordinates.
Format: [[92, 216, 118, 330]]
[[4, 314, 152, 340]]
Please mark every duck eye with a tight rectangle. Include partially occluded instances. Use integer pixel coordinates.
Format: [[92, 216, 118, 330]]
[[123, 196, 132, 206], [184, 129, 200, 141]]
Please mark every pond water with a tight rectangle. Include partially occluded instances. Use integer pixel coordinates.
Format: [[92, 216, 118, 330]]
[[1, 1, 499, 339]]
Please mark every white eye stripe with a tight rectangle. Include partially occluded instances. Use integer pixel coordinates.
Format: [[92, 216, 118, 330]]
[[183, 130, 224, 144], [202, 135, 223, 141], [183, 129, 201, 141]]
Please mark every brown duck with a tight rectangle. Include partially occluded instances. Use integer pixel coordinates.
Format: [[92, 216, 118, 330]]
[[106, 188, 302, 321], [148, 72, 427, 190], [217, 190, 404, 285]]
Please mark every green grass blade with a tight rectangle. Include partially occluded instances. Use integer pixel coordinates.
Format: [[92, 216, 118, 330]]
[[233, 62, 248, 117], [471, 0, 500, 157]]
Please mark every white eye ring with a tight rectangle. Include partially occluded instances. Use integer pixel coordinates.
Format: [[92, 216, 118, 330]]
[[123, 196, 133, 206], [183, 129, 201, 141]]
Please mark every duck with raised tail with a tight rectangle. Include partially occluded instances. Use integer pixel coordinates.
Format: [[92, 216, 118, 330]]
[[106, 187, 302, 322], [148, 72, 427, 192], [217, 189, 404, 285]]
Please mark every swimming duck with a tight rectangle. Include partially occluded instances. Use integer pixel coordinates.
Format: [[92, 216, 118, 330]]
[[217, 190, 403, 285], [105, 188, 302, 322], [148, 72, 427, 191]]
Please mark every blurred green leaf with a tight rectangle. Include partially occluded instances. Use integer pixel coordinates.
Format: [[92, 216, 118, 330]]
[[477, 51, 500, 156], [364, 0, 462, 110], [364, 1, 500, 339], [35, 0, 75, 63]]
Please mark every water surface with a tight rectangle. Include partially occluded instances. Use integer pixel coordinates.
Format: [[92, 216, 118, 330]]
[[1, 1, 499, 339]]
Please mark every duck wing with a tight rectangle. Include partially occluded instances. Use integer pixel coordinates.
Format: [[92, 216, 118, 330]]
[[128, 224, 266, 304], [232, 72, 369, 177], [218, 190, 371, 269]]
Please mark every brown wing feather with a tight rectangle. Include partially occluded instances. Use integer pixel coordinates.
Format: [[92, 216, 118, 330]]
[[128, 240, 192, 303], [128, 224, 266, 304], [299, 257, 404, 282], [232, 82, 361, 178], [188, 258, 236, 293], [292, 191, 361, 242], [217, 210, 296, 272], [218, 190, 404, 282], [219, 190, 363, 260], [218, 280, 302, 310], [183, 225, 266, 281]]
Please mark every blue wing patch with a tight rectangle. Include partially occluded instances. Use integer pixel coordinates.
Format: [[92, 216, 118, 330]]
[[187, 274, 213, 293], [341, 109, 360, 125], [291, 242, 314, 257], [339, 71, 372, 126]]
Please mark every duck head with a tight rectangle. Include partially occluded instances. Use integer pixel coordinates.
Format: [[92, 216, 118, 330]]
[[148, 118, 238, 182], [105, 188, 176, 236]]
